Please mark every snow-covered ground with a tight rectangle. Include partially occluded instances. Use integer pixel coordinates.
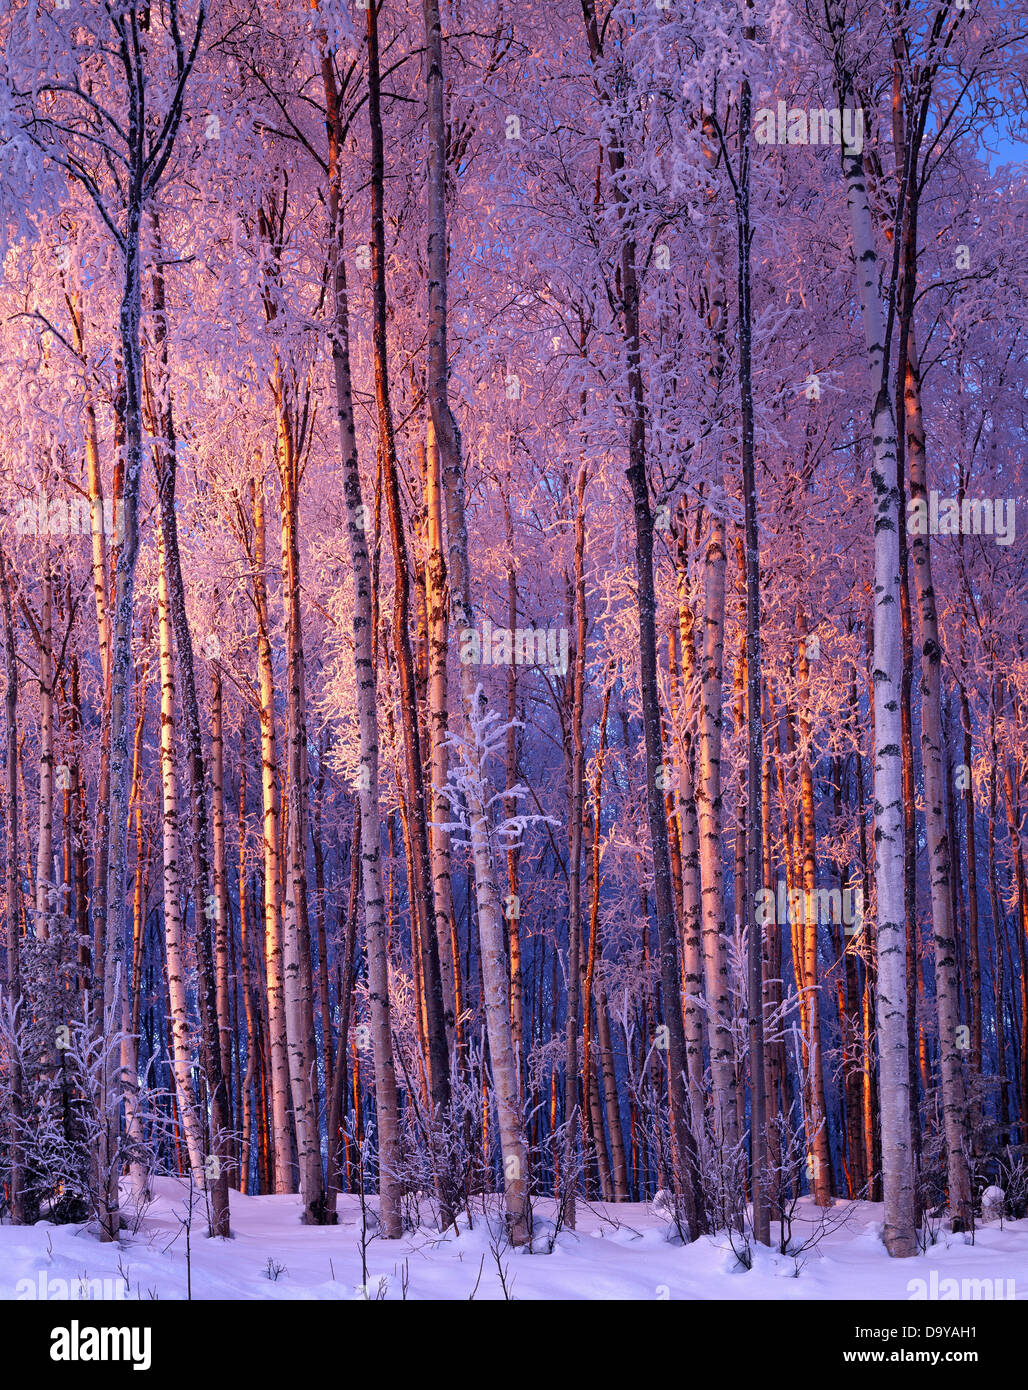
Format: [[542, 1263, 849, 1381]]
[[1, 1179, 1024, 1301]]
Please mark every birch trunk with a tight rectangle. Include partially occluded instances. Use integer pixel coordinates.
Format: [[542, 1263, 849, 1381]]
[[734, 69, 769, 1237], [275, 362, 325, 1223], [960, 681, 983, 1077], [98, 206, 144, 1242], [92, 0, 204, 1244], [325, 809, 361, 1216], [424, 0, 531, 1244], [0, 542, 25, 1222], [503, 492, 523, 1072], [312, 742, 334, 1101], [797, 611, 833, 1205], [564, 462, 589, 1224], [68, 291, 111, 688], [365, 2, 452, 1127], [147, 242, 230, 1234], [320, 25, 403, 1234], [825, 9, 916, 1252], [251, 478, 294, 1193], [902, 325, 972, 1228], [424, 422, 461, 1058], [210, 659, 234, 1165], [579, 0, 704, 1233], [693, 108, 738, 1162], [34, 560, 54, 944], [584, 683, 626, 1198], [238, 715, 257, 1194], [674, 531, 707, 1133], [157, 528, 205, 1178], [697, 503, 738, 1155]]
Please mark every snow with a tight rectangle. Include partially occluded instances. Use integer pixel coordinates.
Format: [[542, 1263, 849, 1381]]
[[1, 1179, 1025, 1301]]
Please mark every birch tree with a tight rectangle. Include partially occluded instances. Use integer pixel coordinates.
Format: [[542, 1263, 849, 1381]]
[[423, 0, 531, 1245]]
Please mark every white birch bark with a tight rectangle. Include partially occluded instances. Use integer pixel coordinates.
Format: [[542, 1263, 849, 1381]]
[[423, 0, 531, 1245], [157, 528, 205, 1178], [675, 553, 708, 1135], [68, 291, 111, 689], [319, 23, 403, 1234], [34, 560, 54, 944], [696, 506, 738, 1153], [904, 329, 971, 1229], [252, 478, 294, 1192], [209, 661, 233, 1134], [276, 364, 325, 1222], [424, 419, 459, 1056], [824, 5, 917, 1251]]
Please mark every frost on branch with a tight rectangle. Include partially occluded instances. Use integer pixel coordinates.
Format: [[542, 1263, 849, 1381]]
[[434, 684, 558, 855]]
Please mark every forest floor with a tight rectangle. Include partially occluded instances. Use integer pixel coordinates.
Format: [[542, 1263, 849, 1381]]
[[1, 1179, 1025, 1301]]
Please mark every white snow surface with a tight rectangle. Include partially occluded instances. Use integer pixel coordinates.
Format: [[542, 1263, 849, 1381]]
[[1, 1178, 1025, 1301]]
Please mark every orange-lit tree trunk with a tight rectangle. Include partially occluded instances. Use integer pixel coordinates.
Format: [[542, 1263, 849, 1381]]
[[0, 542, 25, 1222], [274, 362, 325, 1224], [251, 477, 293, 1194], [366, 2, 452, 1137]]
